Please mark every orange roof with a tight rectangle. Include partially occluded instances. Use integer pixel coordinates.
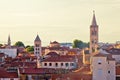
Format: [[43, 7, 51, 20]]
[[0, 53, 5, 57], [94, 53, 115, 60], [0, 68, 18, 78], [43, 55, 75, 62], [10, 62, 37, 68], [20, 68, 55, 74]]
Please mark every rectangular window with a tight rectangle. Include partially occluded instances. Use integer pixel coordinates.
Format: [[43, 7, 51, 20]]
[[49, 63, 52, 66], [0, 58, 2, 62], [55, 63, 58, 67], [92, 40, 94, 43], [92, 31, 94, 35], [108, 71, 110, 74], [98, 62, 101, 64], [65, 63, 69, 67], [61, 63, 63, 66], [98, 60, 102, 64], [44, 63, 47, 66], [70, 63, 74, 66]]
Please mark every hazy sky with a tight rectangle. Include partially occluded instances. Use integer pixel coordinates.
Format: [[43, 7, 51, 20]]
[[0, 0, 120, 46]]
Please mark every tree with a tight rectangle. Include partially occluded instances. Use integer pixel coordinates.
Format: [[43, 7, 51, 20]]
[[0, 44, 3, 47], [26, 46, 34, 52], [25, 45, 30, 48], [14, 41, 25, 47], [73, 39, 83, 48], [72, 39, 89, 49]]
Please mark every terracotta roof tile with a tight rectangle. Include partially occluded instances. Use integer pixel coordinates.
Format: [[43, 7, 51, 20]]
[[94, 53, 115, 60], [0, 53, 5, 57], [43, 55, 75, 62], [19, 68, 55, 74], [10, 62, 37, 67], [0, 68, 18, 78], [46, 52, 60, 57]]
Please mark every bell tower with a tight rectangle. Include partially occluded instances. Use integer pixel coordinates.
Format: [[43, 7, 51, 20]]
[[7, 34, 11, 48], [34, 35, 42, 57], [90, 11, 99, 55]]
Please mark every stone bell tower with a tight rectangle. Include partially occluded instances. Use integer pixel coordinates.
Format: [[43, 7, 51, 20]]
[[34, 34, 42, 57], [89, 11, 99, 55]]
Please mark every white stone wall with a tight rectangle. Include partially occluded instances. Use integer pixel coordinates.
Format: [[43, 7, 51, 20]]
[[92, 57, 116, 80], [107, 60, 116, 80], [41, 62, 76, 69], [92, 57, 107, 80], [0, 49, 17, 58]]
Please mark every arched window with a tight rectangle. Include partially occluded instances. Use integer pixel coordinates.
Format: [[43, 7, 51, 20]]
[[44, 63, 47, 66], [65, 63, 69, 67], [98, 60, 102, 64], [55, 63, 58, 67], [61, 63, 63, 66], [49, 63, 52, 66]]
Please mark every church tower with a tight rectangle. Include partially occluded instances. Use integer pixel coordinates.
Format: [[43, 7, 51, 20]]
[[34, 35, 42, 57], [7, 34, 11, 48], [90, 11, 99, 55]]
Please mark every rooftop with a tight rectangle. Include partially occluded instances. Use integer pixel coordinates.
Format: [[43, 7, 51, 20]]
[[0, 68, 18, 78]]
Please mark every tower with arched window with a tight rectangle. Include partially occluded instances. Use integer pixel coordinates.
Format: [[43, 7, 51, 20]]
[[90, 11, 99, 55], [34, 35, 42, 57]]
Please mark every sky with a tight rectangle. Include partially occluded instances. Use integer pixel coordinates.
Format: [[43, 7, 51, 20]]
[[0, 0, 120, 46]]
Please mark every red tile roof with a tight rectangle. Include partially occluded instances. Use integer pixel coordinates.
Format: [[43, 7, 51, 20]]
[[46, 52, 60, 57], [46, 47, 69, 50], [0, 53, 5, 57], [10, 62, 37, 68], [94, 53, 115, 60], [0, 68, 18, 78], [43, 55, 75, 62], [19, 68, 55, 74], [51, 65, 92, 80]]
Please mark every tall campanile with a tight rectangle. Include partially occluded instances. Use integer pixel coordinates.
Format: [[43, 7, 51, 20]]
[[90, 11, 99, 55], [34, 35, 42, 57]]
